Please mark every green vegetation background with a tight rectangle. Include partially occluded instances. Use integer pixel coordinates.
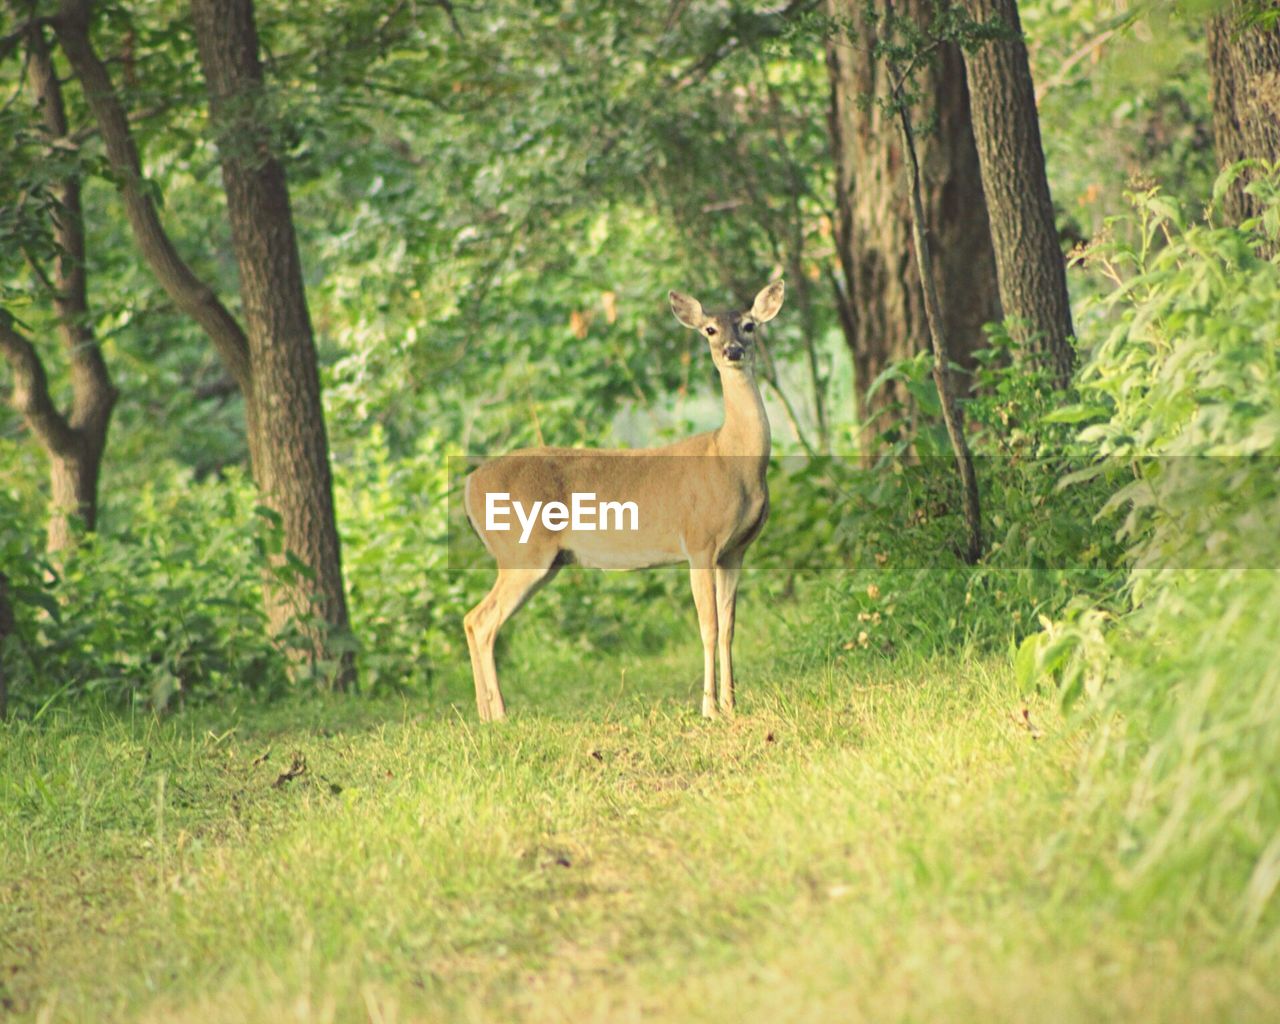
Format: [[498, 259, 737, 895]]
[[2, 1, 1279, 1019]]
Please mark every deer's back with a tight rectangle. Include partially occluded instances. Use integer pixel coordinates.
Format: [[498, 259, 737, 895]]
[[464, 439, 767, 568]]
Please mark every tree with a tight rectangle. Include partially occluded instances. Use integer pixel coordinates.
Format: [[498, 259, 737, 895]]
[[888, 47, 983, 564], [862, 0, 983, 562], [52, 0, 355, 686], [188, 0, 355, 685], [825, 0, 1001, 450], [1207, 1, 1280, 238], [0, 22, 116, 552], [960, 0, 1075, 389]]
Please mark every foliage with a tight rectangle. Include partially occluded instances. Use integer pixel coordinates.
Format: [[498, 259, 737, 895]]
[[331, 424, 464, 691], [0, 0, 1265, 717], [2, 469, 285, 713], [267, 0, 835, 456], [754, 329, 1123, 668], [1024, 0, 1216, 246], [1020, 170, 1280, 927], [1, 0, 832, 708], [2, 0, 1279, 1012]]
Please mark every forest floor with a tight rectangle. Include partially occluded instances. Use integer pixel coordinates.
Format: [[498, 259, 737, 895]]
[[3, 622, 1278, 1023]]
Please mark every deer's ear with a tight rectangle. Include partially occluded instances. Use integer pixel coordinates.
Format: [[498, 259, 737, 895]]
[[669, 290, 707, 330], [751, 280, 785, 323]]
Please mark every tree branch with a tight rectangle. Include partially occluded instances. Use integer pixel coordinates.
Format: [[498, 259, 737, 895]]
[[0, 311, 79, 457], [0, 14, 53, 63], [67, 98, 181, 144], [52, 0, 253, 393], [1033, 27, 1117, 104], [28, 20, 118, 434], [430, 0, 465, 39], [193, 374, 239, 402]]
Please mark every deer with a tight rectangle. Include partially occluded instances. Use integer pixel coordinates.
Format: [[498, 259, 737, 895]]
[[462, 280, 784, 722]]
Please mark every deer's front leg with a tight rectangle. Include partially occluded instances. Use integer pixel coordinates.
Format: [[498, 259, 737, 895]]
[[689, 564, 719, 718], [714, 557, 743, 716]]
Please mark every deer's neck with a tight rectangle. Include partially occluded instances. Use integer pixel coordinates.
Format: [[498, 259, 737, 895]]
[[714, 367, 770, 460]]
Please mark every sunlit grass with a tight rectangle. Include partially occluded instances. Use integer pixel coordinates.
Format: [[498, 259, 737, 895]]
[[2, 628, 1277, 1022]]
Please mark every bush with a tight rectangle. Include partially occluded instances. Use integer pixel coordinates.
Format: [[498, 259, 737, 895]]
[[2, 468, 286, 713], [332, 424, 467, 692], [757, 326, 1123, 667], [1022, 170, 1280, 930]]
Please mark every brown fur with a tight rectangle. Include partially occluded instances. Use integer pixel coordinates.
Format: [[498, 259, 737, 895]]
[[463, 281, 784, 721]]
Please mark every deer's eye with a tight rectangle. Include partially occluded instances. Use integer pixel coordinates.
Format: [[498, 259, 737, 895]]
[[743, 322, 755, 333], [705, 326, 717, 336]]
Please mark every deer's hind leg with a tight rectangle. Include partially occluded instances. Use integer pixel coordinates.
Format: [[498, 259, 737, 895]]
[[464, 556, 560, 722]]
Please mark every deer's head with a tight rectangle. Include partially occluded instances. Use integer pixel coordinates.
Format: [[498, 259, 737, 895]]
[[669, 280, 785, 373]]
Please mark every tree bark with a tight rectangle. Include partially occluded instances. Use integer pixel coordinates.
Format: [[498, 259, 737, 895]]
[[0, 305, 109, 553], [960, 0, 1075, 390], [825, 0, 1001, 452], [882, 3, 983, 562], [0, 314, 78, 459], [1208, 1, 1280, 243], [18, 24, 117, 550], [190, 0, 355, 688], [894, 85, 983, 564]]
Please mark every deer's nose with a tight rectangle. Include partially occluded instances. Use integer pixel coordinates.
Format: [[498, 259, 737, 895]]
[[725, 344, 745, 362]]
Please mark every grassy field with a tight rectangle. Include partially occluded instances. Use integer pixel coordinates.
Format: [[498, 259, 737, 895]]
[[3, 608, 1278, 1024]]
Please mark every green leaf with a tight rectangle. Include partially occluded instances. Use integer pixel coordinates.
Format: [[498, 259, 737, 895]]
[[1014, 632, 1043, 691], [1041, 404, 1110, 425]]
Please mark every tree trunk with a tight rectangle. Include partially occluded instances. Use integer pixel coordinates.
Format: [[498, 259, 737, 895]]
[[0, 308, 112, 551], [1208, 1, 1280, 243], [960, 0, 1075, 390], [46, 445, 105, 551], [825, 0, 1001, 452], [190, 0, 355, 688], [30, 23, 117, 551], [892, 76, 984, 564]]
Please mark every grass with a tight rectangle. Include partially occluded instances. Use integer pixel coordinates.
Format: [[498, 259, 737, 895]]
[[2, 599, 1278, 1023]]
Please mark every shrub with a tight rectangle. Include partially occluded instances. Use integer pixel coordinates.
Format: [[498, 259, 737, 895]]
[[1, 467, 286, 713], [1022, 169, 1280, 930], [758, 326, 1123, 667]]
